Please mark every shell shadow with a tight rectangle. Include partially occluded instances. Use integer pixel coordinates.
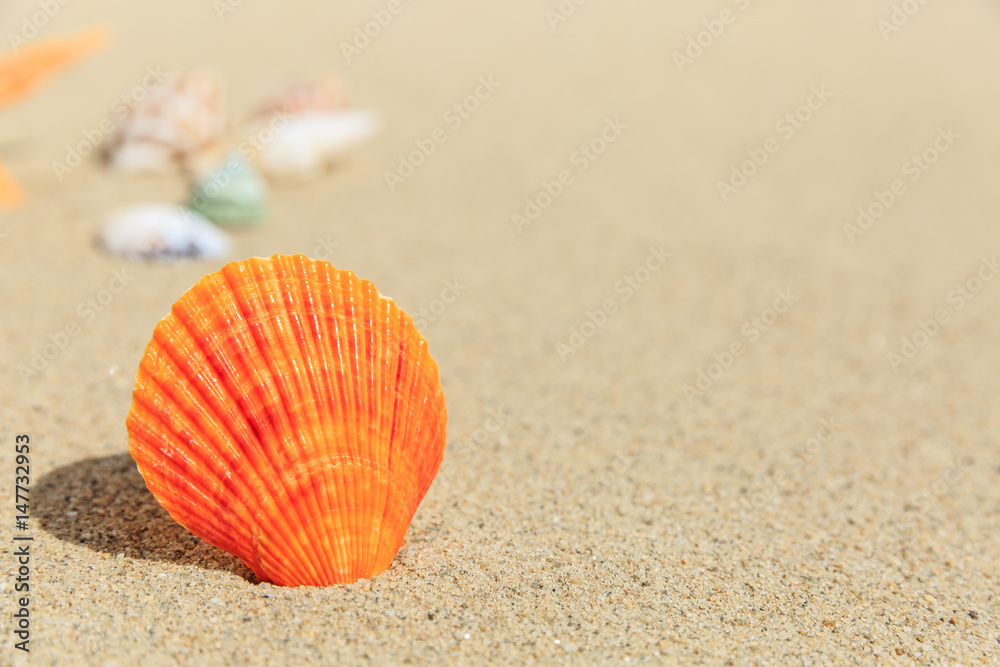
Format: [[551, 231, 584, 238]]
[[36, 453, 259, 583]]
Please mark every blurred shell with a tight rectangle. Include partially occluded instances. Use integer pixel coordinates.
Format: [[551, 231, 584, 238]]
[[187, 153, 267, 226], [105, 70, 226, 173], [99, 203, 231, 261], [252, 109, 380, 180], [126, 255, 447, 586], [253, 77, 350, 118], [0, 25, 108, 208]]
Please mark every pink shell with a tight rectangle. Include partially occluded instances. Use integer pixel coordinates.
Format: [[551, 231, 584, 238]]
[[105, 70, 227, 172]]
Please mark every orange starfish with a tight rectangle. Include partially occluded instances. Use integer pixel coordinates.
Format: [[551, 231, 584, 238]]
[[0, 26, 108, 208]]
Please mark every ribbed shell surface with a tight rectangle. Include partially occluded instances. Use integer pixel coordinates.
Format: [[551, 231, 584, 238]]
[[126, 255, 447, 586]]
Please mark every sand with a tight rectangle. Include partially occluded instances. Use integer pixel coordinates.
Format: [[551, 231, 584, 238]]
[[2, 0, 1000, 664]]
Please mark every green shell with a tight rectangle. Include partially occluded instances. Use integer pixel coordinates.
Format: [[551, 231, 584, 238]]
[[187, 154, 267, 226]]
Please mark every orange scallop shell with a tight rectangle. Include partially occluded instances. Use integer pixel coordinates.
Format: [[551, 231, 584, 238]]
[[126, 255, 447, 586]]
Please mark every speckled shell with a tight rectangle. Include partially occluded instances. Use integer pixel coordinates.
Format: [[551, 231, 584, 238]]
[[105, 69, 226, 172], [126, 255, 447, 586]]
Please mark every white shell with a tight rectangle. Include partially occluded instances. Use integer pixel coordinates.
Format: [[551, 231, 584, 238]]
[[105, 70, 227, 173], [253, 109, 380, 179], [99, 203, 231, 261]]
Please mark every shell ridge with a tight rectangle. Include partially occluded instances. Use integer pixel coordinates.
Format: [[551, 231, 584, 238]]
[[290, 256, 344, 584], [250, 255, 369, 585], [164, 292, 284, 491], [317, 264, 361, 582], [355, 274, 394, 578], [416, 384, 446, 499], [128, 406, 253, 559], [365, 285, 402, 570], [357, 280, 379, 578], [407, 343, 445, 500], [273, 255, 347, 584], [370, 306, 407, 572], [401, 335, 437, 548], [129, 335, 278, 567], [218, 259, 330, 584], [129, 368, 258, 541], [314, 262, 362, 583], [135, 339, 263, 517], [178, 269, 323, 582], [393, 342, 446, 561], [312, 260, 361, 583], [350, 272, 400, 580], [344, 270, 370, 581], [133, 430, 253, 560], [339, 269, 369, 581], [248, 520, 269, 583], [371, 318, 421, 570], [360, 299, 390, 574], [419, 388, 447, 499], [260, 255, 338, 584]]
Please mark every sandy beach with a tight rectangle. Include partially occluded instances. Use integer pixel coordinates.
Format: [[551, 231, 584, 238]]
[[2, 0, 999, 663]]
